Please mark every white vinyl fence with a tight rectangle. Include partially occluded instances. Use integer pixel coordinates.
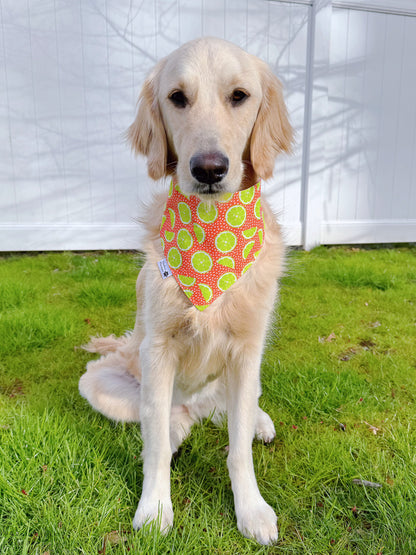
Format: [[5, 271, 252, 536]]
[[0, 0, 415, 251]]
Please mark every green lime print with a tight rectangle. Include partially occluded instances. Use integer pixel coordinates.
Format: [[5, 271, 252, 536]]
[[160, 238, 165, 251], [161, 214, 166, 229], [184, 289, 193, 299], [199, 283, 213, 302], [239, 187, 255, 204], [242, 261, 253, 274], [197, 202, 218, 223], [178, 202, 192, 224], [258, 228, 264, 245], [193, 223, 205, 244], [168, 181, 174, 197], [191, 251, 213, 274], [254, 198, 262, 219], [219, 192, 233, 203], [177, 228, 193, 251], [242, 226, 257, 239], [215, 231, 237, 253], [168, 247, 182, 269], [178, 275, 196, 287], [165, 230, 175, 242], [226, 205, 246, 228], [168, 208, 175, 228], [217, 272, 237, 292], [217, 256, 235, 269], [243, 241, 255, 259]]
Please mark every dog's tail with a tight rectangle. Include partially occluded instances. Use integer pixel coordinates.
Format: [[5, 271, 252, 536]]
[[79, 334, 141, 423], [82, 333, 130, 355]]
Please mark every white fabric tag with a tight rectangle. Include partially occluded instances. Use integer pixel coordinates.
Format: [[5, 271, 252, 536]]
[[158, 259, 173, 279]]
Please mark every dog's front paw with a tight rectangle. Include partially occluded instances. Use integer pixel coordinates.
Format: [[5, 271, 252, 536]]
[[236, 499, 278, 545], [255, 408, 276, 443], [132, 497, 173, 534]]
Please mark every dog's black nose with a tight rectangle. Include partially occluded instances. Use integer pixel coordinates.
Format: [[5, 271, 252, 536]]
[[190, 152, 229, 185]]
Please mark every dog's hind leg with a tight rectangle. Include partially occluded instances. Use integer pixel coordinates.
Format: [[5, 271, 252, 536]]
[[169, 405, 196, 454], [254, 407, 276, 443], [79, 324, 144, 422], [79, 344, 142, 423], [80, 333, 195, 453]]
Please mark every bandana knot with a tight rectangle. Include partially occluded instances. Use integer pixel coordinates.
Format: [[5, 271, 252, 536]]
[[160, 181, 265, 311]]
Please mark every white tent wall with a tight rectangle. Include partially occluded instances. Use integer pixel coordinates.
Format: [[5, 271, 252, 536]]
[[0, 0, 415, 251]]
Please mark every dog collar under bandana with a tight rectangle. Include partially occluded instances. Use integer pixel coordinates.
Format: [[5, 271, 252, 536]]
[[160, 180, 265, 311]]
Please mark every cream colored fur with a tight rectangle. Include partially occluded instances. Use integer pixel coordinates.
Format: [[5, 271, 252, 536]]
[[79, 37, 292, 545]]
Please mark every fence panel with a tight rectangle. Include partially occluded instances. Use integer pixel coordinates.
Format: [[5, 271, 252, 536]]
[[0, 0, 415, 251], [321, 1, 416, 244]]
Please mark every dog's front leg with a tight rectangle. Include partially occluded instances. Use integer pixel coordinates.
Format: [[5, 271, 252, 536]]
[[226, 350, 278, 545], [133, 336, 176, 534]]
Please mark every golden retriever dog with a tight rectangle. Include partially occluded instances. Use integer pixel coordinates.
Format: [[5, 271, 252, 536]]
[[79, 37, 293, 545]]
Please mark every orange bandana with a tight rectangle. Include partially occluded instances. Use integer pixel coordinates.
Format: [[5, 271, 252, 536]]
[[160, 181, 265, 311]]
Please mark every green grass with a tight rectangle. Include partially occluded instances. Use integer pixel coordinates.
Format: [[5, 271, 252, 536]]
[[0, 247, 416, 554]]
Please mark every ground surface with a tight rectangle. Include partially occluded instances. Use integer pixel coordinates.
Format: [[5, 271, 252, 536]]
[[0, 246, 415, 554]]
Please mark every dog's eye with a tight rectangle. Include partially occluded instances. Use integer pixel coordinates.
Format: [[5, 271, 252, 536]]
[[230, 89, 249, 106], [168, 90, 188, 108]]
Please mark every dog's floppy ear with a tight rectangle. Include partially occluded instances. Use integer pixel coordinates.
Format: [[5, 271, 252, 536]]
[[250, 63, 293, 180], [127, 61, 169, 181]]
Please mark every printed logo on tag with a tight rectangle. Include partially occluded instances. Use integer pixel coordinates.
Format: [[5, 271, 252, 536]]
[[158, 259, 173, 279]]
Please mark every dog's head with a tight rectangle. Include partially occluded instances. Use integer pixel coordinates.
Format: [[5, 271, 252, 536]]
[[128, 37, 293, 198]]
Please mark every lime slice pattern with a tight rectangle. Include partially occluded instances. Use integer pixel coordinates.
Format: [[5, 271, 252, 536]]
[[197, 202, 218, 223], [217, 272, 237, 292], [165, 231, 175, 242], [178, 275, 196, 287], [254, 198, 262, 219], [177, 228, 193, 251], [191, 251, 213, 274], [258, 228, 264, 246], [167, 247, 182, 269], [199, 284, 213, 302], [168, 208, 175, 229], [242, 261, 254, 274], [168, 181, 174, 197], [243, 241, 255, 259], [242, 226, 257, 239], [183, 289, 193, 299], [193, 223, 205, 244], [226, 205, 246, 228], [239, 187, 255, 205], [215, 231, 237, 253], [217, 256, 235, 269], [219, 192, 233, 203], [161, 214, 166, 229], [178, 202, 192, 224]]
